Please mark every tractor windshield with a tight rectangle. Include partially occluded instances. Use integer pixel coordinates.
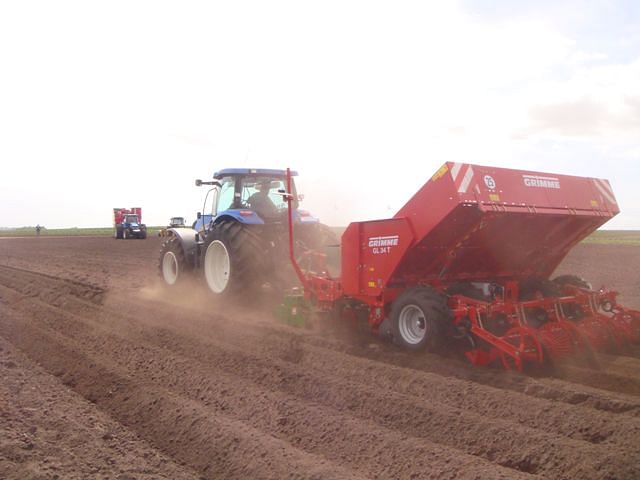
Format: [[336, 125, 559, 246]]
[[241, 176, 296, 215], [215, 175, 299, 217], [124, 215, 139, 223]]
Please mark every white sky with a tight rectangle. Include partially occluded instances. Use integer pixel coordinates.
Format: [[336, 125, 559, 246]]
[[1, 0, 639, 228]]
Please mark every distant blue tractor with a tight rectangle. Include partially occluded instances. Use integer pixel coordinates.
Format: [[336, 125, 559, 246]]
[[113, 208, 147, 240], [158, 168, 335, 296]]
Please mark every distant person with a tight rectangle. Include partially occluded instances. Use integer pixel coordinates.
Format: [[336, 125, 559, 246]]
[[247, 180, 278, 218], [35, 224, 41, 236]]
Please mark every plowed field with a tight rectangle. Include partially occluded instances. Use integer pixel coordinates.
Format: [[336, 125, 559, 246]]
[[1, 236, 640, 479]]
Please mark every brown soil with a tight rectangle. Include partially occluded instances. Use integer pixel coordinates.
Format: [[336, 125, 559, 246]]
[[1, 236, 640, 479]]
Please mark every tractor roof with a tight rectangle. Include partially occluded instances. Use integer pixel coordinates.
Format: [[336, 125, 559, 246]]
[[213, 168, 298, 179]]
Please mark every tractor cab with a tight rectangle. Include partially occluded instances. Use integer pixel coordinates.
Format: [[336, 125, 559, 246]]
[[123, 214, 140, 225], [196, 168, 318, 232], [217, 173, 292, 219], [169, 217, 186, 228]]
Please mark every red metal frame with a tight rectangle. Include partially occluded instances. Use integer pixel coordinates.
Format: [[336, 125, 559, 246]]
[[447, 286, 640, 371]]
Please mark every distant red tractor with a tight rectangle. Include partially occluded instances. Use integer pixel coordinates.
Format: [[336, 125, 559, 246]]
[[113, 208, 147, 240]]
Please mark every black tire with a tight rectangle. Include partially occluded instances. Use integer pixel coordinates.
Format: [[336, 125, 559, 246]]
[[139, 230, 147, 240], [158, 236, 190, 286], [202, 220, 268, 298], [390, 286, 451, 352], [553, 274, 592, 290], [115, 227, 123, 239]]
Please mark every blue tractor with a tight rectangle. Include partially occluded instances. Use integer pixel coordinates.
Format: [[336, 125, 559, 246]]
[[158, 168, 336, 296], [113, 208, 147, 239]]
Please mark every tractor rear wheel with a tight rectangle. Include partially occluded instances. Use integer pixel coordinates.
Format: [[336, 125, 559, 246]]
[[390, 287, 451, 352], [158, 236, 190, 286], [203, 221, 267, 297]]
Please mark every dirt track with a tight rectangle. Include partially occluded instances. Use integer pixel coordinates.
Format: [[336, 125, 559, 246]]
[[1, 236, 640, 479]]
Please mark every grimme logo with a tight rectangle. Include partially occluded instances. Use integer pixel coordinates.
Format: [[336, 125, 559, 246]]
[[368, 235, 399, 254], [523, 174, 560, 189]]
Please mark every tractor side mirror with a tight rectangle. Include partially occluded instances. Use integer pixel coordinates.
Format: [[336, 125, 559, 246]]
[[196, 179, 221, 187]]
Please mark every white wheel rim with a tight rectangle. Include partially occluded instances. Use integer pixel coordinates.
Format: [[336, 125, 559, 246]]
[[162, 251, 179, 285], [204, 240, 230, 294], [398, 304, 427, 344]]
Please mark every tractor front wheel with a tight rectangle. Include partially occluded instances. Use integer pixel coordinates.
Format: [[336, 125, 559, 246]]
[[158, 236, 190, 286], [390, 287, 451, 352]]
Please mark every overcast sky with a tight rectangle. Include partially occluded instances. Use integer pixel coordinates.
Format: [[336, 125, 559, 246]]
[[1, 0, 639, 228]]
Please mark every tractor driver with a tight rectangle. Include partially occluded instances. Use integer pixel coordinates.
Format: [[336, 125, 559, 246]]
[[247, 180, 278, 218]]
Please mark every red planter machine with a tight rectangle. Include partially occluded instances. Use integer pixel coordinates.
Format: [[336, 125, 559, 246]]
[[285, 162, 640, 371]]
